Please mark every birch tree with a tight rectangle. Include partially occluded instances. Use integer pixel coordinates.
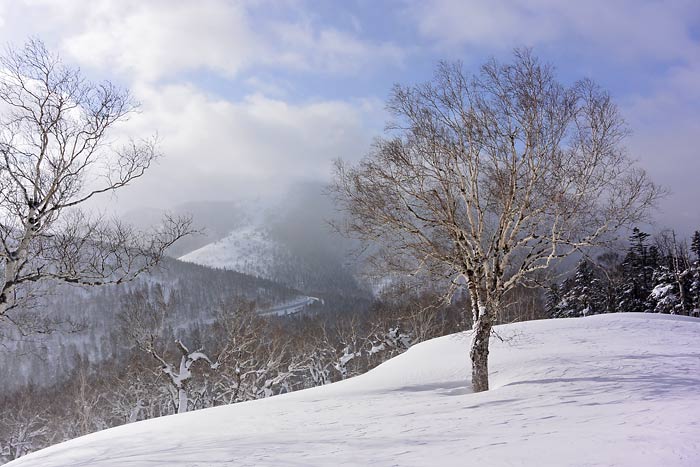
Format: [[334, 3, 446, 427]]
[[0, 400, 48, 462], [145, 339, 219, 414], [332, 49, 662, 392], [214, 303, 294, 402], [0, 39, 192, 332], [119, 288, 219, 414]]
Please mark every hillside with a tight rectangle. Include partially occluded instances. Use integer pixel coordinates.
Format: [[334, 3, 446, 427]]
[[0, 258, 299, 392], [127, 184, 369, 299], [179, 224, 285, 278], [7, 313, 699, 466]]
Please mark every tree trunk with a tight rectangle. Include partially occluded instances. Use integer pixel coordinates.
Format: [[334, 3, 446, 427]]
[[177, 387, 188, 414], [470, 310, 492, 393]]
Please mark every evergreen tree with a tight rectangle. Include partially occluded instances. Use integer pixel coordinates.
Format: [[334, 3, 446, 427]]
[[691, 231, 700, 261], [690, 268, 700, 317], [545, 283, 561, 318], [648, 266, 682, 314], [651, 230, 694, 315], [618, 228, 658, 313], [596, 252, 624, 314], [553, 260, 606, 317]]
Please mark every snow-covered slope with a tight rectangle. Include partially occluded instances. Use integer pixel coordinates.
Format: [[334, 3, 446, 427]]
[[8, 314, 700, 466], [177, 222, 367, 300], [179, 225, 286, 279], [173, 185, 369, 299]]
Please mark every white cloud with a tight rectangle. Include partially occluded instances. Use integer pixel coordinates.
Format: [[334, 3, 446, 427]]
[[2, 0, 696, 232], [61, 0, 256, 82], [244, 76, 293, 98], [104, 83, 384, 210], [268, 22, 405, 74], [621, 58, 700, 235], [0, 0, 397, 212], [14, 0, 405, 83], [407, 0, 558, 48], [406, 0, 700, 235]]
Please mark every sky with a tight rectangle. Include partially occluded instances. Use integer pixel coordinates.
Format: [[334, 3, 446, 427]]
[[0, 0, 698, 236]]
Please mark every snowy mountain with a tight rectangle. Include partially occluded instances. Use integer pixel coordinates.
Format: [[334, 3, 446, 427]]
[[179, 224, 286, 279], [7, 313, 699, 466], [1, 184, 368, 394], [121, 200, 252, 259], [177, 214, 366, 300], [172, 183, 369, 299]]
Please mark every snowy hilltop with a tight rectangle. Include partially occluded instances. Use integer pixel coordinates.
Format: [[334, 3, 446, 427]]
[[179, 224, 286, 279], [170, 187, 368, 299], [6, 313, 699, 466]]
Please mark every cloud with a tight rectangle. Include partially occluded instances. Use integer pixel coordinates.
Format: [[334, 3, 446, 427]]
[[14, 0, 406, 83], [621, 57, 700, 235], [104, 83, 384, 210], [405, 0, 700, 235], [61, 0, 257, 82], [2, 0, 697, 234], [268, 22, 406, 74], [406, 0, 559, 48], [3, 0, 398, 212]]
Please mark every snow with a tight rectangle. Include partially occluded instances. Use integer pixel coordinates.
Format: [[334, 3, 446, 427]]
[[7, 313, 700, 466], [650, 283, 675, 299], [179, 222, 321, 317], [178, 225, 283, 279]]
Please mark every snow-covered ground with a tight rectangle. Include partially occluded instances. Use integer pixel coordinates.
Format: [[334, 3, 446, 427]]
[[179, 225, 284, 279], [7, 313, 700, 466]]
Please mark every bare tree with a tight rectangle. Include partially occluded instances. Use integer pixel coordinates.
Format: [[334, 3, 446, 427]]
[[332, 49, 662, 392], [119, 288, 219, 414], [146, 339, 219, 415], [0, 393, 49, 461], [214, 302, 294, 401], [0, 39, 192, 331]]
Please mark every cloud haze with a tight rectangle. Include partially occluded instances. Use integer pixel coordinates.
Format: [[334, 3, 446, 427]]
[[0, 0, 697, 234]]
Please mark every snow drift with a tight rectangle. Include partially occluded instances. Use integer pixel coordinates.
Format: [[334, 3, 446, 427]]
[[7, 313, 700, 466]]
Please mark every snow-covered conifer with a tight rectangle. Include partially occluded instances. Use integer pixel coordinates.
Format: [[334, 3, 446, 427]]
[[553, 260, 606, 317]]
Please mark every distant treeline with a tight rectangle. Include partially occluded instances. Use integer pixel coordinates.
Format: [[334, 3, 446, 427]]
[[548, 228, 700, 318]]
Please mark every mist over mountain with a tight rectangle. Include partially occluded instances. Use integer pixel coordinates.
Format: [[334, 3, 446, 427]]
[[131, 182, 370, 299], [0, 183, 371, 393], [264, 183, 366, 297], [121, 200, 251, 258]]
